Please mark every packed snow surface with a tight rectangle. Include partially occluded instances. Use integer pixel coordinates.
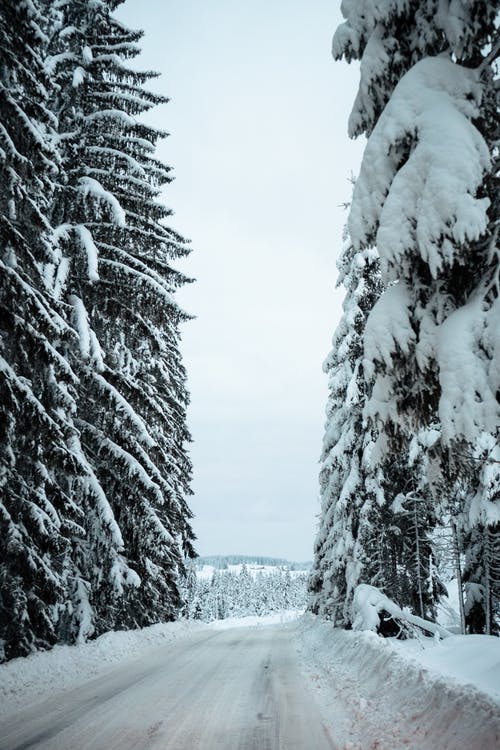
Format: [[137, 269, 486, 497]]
[[0, 613, 302, 722], [0, 620, 208, 721], [2, 613, 499, 749], [0, 622, 333, 750], [210, 609, 301, 630]]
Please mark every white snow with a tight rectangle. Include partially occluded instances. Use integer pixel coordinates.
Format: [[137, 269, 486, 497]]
[[0, 614, 300, 722], [363, 281, 415, 379], [390, 633, 500, 701], [72, 66, 85, 87], [93, 372, 156, 448], [86, 145, 146, 176], [333, 0, 487, 137], [81, 45, 93, 63], [78, 176, 126, 227], [65, 432, 125, 552], [1, 614, 499, 749], [211, 610, 302, 630], [437, 296, 500, 444], [351, 583, 453, 639], [196, 563, 306, 580], [44, 51, 79, 76], [69, 294, 91, 358], [99, 258, 177, 309], [297, 615, 500, 750], [53, 255, 70, 299], [74, 224, 99, 282], [84, 109, 136, 127], [470, 436, 500, 527], [349, 56, 490, 281]]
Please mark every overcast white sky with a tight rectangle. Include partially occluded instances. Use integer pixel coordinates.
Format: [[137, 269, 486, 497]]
[[117, 0, 364, 561]]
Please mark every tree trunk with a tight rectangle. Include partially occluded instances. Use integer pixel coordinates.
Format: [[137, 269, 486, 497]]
[[413, 496, 425, 619], [484, 526, 491, 636], [451, 520, 466, 635]]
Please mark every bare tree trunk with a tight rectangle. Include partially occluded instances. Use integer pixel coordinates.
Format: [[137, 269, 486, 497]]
[[413, 496, 425, 619], [484, 526, 491, 636], [451, 520, 466, 635]]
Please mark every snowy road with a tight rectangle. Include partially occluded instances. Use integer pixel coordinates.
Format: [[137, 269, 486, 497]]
[[0, 625, 336, 750]]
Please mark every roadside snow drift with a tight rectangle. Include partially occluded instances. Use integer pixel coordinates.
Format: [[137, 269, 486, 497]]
[[297, 616, 500, 750]]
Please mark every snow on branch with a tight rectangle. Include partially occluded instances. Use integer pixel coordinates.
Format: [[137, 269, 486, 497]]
[[469, 436, 500, 527], [69, 294, 91, 358], [110, 557, 141, 597], [83, 109, 136, 128], [92, 372, 155, 448], [68, 295, 104, 371], [0, 357, 60, 432], [99, 258, 178, 311], [437, 295, 500, 443], [81, 417, 176, 505], [86, 146, 146, 176], [74, 225, 99, 282], [0, 122, 29, 163], [72, 67, 85, 88], [363, 281, 415, 380], [349, 57, 491, 280], [53, 223, 100, 284], [66, 433, 124, 551], [352, 584, 453, 639], [78, 177, 126, 228], [44, 51, 80, 75], [2, 258, 64, 332]]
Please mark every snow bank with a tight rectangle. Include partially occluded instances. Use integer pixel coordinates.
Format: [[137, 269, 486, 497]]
[[0, 620, 207, 721], [390, 634, 500, 701], [297, 616, 500, 750]]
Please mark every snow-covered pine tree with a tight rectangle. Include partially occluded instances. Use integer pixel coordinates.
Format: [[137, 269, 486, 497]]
[[309, 235, 385, 624], [46, 0, 196, 633], [0, 0, 84, 660], [370, 435, 446, 621], [334, 1, 499, 632]]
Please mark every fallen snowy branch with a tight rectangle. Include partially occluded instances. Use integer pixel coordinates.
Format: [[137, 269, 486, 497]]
[[352, 584, 453, 639]]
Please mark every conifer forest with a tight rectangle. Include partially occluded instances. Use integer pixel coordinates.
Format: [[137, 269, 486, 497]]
[[0, 0, 195, 662], [309, 0, 500, 639], [0, 0, 499, 686]]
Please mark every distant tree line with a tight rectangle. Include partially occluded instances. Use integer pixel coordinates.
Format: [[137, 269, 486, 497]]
[[0, 0, 195, 662], [310, 0, 499, 635], [196, 555, 311, 571], [183, 565, 308, 621]]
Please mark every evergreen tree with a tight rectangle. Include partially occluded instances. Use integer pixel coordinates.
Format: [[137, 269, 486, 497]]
[[47, 0, 196, 633], [334, 0, 499, 632], [371, 441, 445, 620], [309, 236, 384, 624], [0, 0, 83, 660], [309, 230, 443, 622], [0, 0, 196, 659], [185, 565, 309, 622]]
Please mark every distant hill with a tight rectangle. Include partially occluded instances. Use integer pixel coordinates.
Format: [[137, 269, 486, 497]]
[[194, 555, 311, 571]]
